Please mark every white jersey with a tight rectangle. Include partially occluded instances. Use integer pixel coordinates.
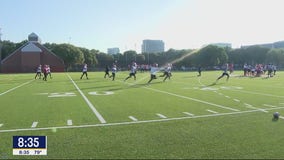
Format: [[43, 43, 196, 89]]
[[273, 65, 277, 71], [130, 65, 137, 73], [36, 66, 42, 73], [82, 66, 87, 72], [223, 64, 228, 73], [150, 67, 159, 75], [165, 66, 171, 73], [267, 64, 273, 71], [112, 66, 117, 73], [47, 67, 51, 73]]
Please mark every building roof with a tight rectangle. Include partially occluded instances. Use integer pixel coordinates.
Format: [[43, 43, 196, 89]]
[[21, 42, 42, 52], [28, 32, 41, 43], [28, 32, 38, 38]]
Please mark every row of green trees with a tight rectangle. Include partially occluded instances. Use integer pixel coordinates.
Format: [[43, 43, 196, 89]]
[[176, 45, 284, 69], [1, 40, 284, 71]]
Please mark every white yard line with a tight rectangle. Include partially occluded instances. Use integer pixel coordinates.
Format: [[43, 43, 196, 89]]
[[2, 107, 284, 133], [156, 113, 167, 119], [67, 120, 73, 126], [233, 99, 240, 102], [244, 103, 253, 107], [245, 105, 268, 113], [122, 80, 240, 112], [279, 116, 284, 120], [145, 87, 239, 112], [183, 112, 194, 116], [0, 80, 34, 96], [207, 109, 218, 114], [230, 89, 284, 98], [0, 124, 3, 127], [263, 104, 277, 108], [67, 74, 106, 124], [31, 122, 38, 128], [129, 116, 138, 122]]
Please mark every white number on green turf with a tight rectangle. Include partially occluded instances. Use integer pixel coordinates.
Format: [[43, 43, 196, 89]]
[[48, 92, 76, 97], [88, 91, 114, 96], [37, 92, 77, 97], [220, 86, 243, 90]]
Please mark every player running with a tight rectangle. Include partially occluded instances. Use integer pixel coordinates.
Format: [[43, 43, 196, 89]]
[[42, 65, 49, 81], [35, 64, 42, 79], [216, 63, 230, 83], [147, 63, 159, 84], [80, 64, 89, 79], [104, 65, 110, 78], [267, 64, 273, 78], [124, 62, 137, 81], [109, 64, 117, 81], [160, 63, 172, 82], [47, 65, 52, 79], [197, 66, 202, 76]]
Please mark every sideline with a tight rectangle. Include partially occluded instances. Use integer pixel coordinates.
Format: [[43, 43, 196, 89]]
[[1, 107, 283, 133]]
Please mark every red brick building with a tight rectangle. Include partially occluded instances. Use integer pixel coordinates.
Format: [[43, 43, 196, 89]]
[[1, 33, 65, 73]]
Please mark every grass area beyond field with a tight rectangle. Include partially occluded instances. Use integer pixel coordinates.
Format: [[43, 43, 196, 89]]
[[0, 71, 284, 159]]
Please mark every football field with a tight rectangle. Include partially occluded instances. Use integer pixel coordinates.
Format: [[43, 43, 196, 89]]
[[1, 71, 284, 159]]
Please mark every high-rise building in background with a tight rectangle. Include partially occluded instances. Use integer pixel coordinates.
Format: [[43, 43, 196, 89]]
[[241, 41, 284, 49], [141, 40, 165, 53], [107, 47, 120, 55]]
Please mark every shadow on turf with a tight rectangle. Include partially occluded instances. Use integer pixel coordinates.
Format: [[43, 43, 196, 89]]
[[146, 81, 164, 85], [202, 82, 225, 87], [182, 75, 200, 78], [272, 117, 279, 122]]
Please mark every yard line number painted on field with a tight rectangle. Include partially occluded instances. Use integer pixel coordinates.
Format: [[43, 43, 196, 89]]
[[36, 91, 114, 97], [88, 91, 114, 96]]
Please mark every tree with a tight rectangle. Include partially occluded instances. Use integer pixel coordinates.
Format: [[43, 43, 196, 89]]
[[1, 40, 16, 60], [197, 45, 228, 67], [228, 48, 242, 65], [78, 47, 98, 66], [266, 48, 284, 66], [43, 43, 58, 51], [243, 46, 269, 64], [123, 50, 137, 66], [52, 43, 84, 71], [95, 53, 114, 68], [135, 54, 145, 64]]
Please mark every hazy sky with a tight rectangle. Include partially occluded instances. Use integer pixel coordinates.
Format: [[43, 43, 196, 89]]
[[1, 0, 284, 53]]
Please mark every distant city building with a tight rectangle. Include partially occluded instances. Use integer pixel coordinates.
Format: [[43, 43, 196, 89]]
[[141, 39, 165, 53], [107, 47, 120, 55], [211, 43, 232, 48], [241, 41, 284, 49]]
